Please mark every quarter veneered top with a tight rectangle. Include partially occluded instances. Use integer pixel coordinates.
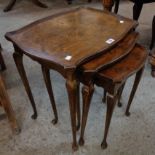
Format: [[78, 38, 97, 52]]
[[5, 7, 138, 69]]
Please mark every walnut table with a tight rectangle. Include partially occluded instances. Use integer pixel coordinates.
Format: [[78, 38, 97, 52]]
[[5, 7, 137, 150], [4, 0, 47, 12]]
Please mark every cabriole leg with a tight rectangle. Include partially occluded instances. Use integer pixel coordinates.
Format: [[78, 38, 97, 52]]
[[13, 51, 37, 119], [76, 82, 81, 131], [41, 66, 58, 124], [117, 83, 125, 107], [101, 92, 118, 149], [66, 75, 78, 151], [125, 67, 144, 116], [79, 84, 94, 146]]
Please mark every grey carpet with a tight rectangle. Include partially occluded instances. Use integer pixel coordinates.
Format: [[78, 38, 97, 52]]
[[0, 0, 155, 154]]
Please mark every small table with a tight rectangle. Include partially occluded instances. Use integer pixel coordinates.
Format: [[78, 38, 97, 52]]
[[5, 7, 137, 150], [4, 0, 47, 12]]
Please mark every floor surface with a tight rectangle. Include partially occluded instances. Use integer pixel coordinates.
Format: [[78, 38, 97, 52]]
[[0, 0, 155, 154]]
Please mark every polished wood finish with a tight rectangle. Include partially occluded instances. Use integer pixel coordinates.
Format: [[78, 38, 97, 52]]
[[4, 0, 47, 12], [79, 44, 147, 149], [78, 32, 139, 145], [13, 49, 37, 119], [5, 7, 138, 70], [79, 31, 139, 73], [5, 7, 137, 151], [41, 66, 58, 124], [0, 44, 6, 71]]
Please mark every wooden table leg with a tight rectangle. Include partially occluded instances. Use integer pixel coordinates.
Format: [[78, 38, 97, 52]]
[[13, 50, 37, 119], [102, 90, 107, 103], [4, 0, 16, 12], [0, 76, 20, 134], [76, 81, 81, 131], [0, 44, 6, 71], [66, 74, 79, 151], [117, 83, 125, 107], [79, 84, 94, 146], [102, 0, 114, 11], [32, 0, 48, 8], [125, 67, 144, 116], [41, 66, 58, 124], [101, 90, 118, 149]]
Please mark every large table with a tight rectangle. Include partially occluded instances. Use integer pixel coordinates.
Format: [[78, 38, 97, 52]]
[[5, 7, 137, 150]]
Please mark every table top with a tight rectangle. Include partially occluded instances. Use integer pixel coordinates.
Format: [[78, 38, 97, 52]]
[[77, 31, 139, 83], [5, 7, 138, 71], [80, 31, 139, 73]]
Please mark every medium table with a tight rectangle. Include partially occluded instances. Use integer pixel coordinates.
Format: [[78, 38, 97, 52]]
[[5, 7, 137, 150], [4, 0, 47, 12]]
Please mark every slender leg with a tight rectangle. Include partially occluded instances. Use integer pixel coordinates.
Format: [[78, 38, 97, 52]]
[[32, 0, 48, 8], [79, 84, 94, 146], [13, 52, 37, 119], [150, 16, 155, 50], [101, 92, 118, 149], [0, 76, 20, 134], [41, 66, 58, 124], [133, 2, 143, 20], [125, 67, 144, 116], [114, 0, 120, 14], [0, 44, 6, 71], [66, 75, 78, 151], [4, 0, 16, 12], [102, 90, 107, 103], [117, 83, 125, 107], [76, 82, 81, 131]]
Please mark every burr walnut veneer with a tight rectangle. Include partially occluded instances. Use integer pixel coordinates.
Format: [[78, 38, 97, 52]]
[[5, 7, 138, 150], [78, 43, 147, 149]]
